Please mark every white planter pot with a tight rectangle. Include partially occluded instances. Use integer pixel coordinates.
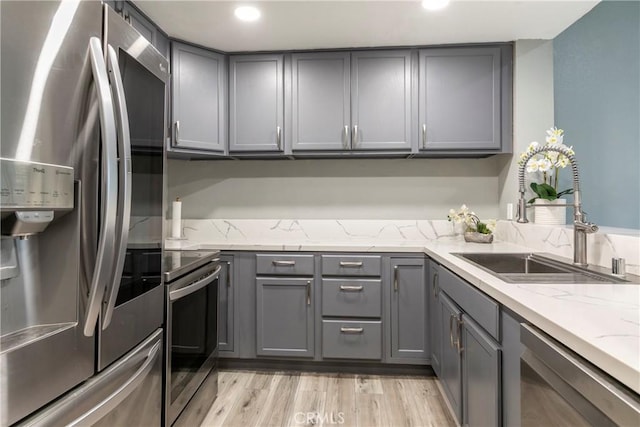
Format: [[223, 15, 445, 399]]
[[534, 198, 567, 225]]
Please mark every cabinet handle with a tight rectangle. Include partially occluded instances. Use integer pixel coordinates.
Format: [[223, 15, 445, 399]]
[[226, 261, 231, 287], [422, 123, 427, 148], [276, 126, 282, 150], [339, 285, 363, 292], [343, 125, 349, 149], [339, 261, 363, 268], [272, 260, 295, 266], [449, 314, 455, 349], [393, 265, 399, 292], [340, 327, 364, 334], [352, 125, 358, 148], [174, 120, 180, 143], [124, 11, 131, 24], [432, 273, 439, 298], [306, 280, 311, 306], [456, 318, 464, 354]]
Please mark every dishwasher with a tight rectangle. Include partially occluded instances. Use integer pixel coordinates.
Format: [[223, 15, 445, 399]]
[[520, 324, 640, 426]]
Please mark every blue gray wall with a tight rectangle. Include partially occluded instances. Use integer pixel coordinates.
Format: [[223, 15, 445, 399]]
[[554, 0, 640, 229]]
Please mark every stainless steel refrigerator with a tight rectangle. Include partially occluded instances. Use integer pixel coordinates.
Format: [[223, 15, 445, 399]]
[[1, 1, 168, 425]]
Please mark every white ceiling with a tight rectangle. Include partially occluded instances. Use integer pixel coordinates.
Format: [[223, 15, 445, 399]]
[[134, 0, 599, 52]]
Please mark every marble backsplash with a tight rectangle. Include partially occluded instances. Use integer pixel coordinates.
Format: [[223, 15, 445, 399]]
[[165, 218, 640, 276]]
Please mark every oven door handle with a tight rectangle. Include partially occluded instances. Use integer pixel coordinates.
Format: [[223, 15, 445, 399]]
[[169, 265, 221, 302], [101, 44, 133, 331]]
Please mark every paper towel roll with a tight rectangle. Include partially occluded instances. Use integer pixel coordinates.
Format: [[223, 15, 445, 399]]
[[171, 198, 182, 238]]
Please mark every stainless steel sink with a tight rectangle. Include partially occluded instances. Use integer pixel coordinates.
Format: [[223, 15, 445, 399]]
[[453, 253, 631, 284]]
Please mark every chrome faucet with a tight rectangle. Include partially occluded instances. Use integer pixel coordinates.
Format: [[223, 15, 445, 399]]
[[516, 145, 598, 266]]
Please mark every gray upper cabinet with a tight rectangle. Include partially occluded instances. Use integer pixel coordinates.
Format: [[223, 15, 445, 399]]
[[418, 47, 504, 152], [256, 277, 314, 358], [171, 42, 227, 154], [230, 54, 285, 152], [291, 52, 351, 151], [120, 2, 168, 58], [291, 50, 412, 153], [389, 258, 428, 363], [351, 50, 413, 151]]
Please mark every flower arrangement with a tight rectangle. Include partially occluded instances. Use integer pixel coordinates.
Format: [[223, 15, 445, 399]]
[[518, 127, 575, 203], [447, 204, 496, 235]]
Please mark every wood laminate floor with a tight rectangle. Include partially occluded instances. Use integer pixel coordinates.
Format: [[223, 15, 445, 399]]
[[194, 369, 456, 427]]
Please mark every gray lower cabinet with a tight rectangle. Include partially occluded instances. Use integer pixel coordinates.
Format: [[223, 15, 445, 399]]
[[389, 258, 428, 363], [436, 264, 504, 427], [171, 42, 227, 154], [439, 292, 463, 424], [462, 314, 501, 427], [351, 50, 412, 151], [291, 52, 351, 151], [322, 320, 382, 360], [429, 260, 442, 376], [418, 46, 509, 153], [256, 277, 314, 357], [229, 54, 285, 152], [219, 256, 234, 354]]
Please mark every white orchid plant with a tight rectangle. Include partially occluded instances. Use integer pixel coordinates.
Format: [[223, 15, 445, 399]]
[[518, 127, 575, 203], [447, 204, 496, 235]]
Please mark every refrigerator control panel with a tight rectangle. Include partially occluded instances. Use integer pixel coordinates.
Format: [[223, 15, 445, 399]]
[[0, 158, 74, 210]]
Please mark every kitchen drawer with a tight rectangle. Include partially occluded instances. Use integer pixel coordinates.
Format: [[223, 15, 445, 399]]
[[322, 279, 381, 318], [322, 320, 382, 360], [321, 255, 381, 277], [439, 267, 500, 340], [256, 254, 314, 276]]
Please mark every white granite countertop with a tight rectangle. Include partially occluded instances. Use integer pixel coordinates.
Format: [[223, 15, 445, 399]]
[[165, 237, 640, 394]]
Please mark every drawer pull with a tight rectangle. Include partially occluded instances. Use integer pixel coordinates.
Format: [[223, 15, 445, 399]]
[[339, 285, 364, 292], [340, 327, 364, 334], [272, 260, 296, 266], [339, 261, 363, 268]]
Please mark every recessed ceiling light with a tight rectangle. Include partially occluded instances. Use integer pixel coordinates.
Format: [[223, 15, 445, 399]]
[[422, 0, 450, 11], [234, 5, 261, 22]]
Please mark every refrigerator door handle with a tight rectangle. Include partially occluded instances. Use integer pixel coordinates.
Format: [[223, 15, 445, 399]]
[[83, 37, 119, 337], [66, 340, 161, 427], [101, 44, 133, 330]]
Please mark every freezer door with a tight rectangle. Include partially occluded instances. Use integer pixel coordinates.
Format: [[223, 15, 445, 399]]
[[18, 329, 163, 427]]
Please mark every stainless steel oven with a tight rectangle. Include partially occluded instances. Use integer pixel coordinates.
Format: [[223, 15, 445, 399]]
[[520, 324, 640, 427], [164, 251, 221, 425]]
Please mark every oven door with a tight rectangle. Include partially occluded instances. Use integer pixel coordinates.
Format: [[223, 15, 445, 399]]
[[520, 324, 640, 427], [167, 263, 221, 425]]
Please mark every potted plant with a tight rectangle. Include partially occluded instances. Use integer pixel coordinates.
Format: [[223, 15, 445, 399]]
[[447, 205, 496, 243], [518, 127, 575, 225]]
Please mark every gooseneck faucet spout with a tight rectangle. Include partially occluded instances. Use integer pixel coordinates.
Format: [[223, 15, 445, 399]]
[[516, 145, 598, 266]]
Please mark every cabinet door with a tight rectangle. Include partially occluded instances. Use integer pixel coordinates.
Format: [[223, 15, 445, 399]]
[[256, 277, 314, 357], [439, 292, 463, 424], [429, 261, 442, 376], [419, 47, 501, 151], [389, 258, 428, 363], [171, 42, 227, 153], [230, 54, 284, 152], [291, 52, 351, 151], [219, 256, 234, 353], [351, 50, 412, 151], [462, 314, 501, 427]]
